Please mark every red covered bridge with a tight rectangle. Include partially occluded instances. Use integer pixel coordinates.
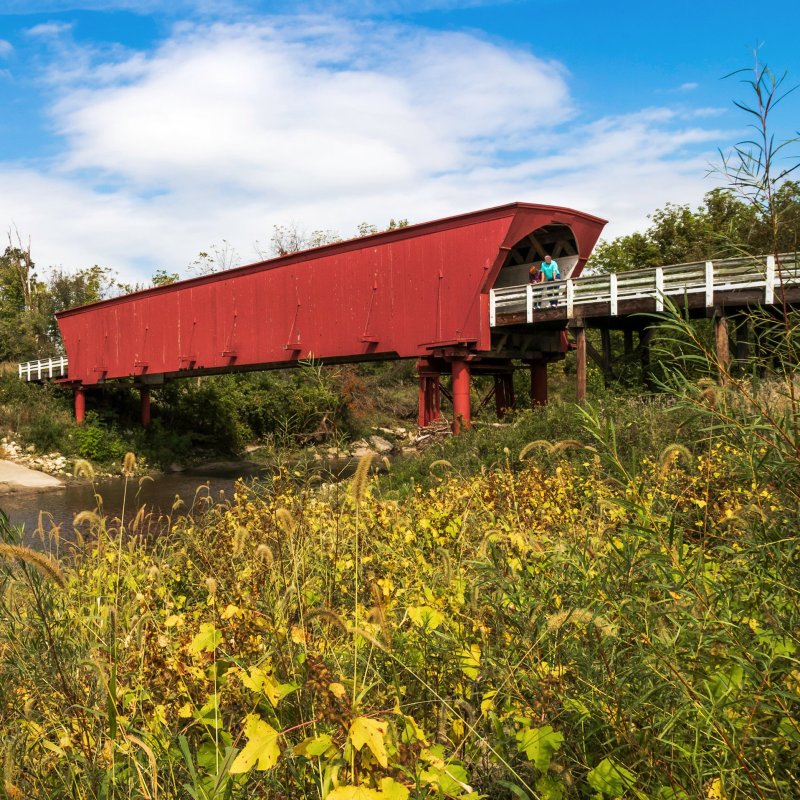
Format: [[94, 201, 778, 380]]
[[55, 202, 607, 430]]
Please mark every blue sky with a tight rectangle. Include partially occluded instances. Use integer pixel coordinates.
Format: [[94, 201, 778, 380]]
[[1, 0, 798, 281]]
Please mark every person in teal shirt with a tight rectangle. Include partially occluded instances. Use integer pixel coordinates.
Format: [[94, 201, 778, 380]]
[[541, 255, 560, 305]]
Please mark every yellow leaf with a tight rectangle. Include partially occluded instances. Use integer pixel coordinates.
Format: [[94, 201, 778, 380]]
[[229, 715, 281, 774], [349, 716, 389, 768], [239, 667, 284, 706], [222, 603, 240, 619], [480, 690, 498, 715], [177, 703, 193, 718], [187, 622, 221, 655], [327, 787, 379, 800], [459, 644, 481, 680], [329, 682, 347, 699], [407, 605, 443, 631], [291, 625, 307, 644], [164, 614, 181, 628], [378, 777, 410, 800]]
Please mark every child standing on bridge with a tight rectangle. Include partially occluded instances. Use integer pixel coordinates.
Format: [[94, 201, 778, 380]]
[[528, 262, 544, 308], [540, 254, 560, 306]]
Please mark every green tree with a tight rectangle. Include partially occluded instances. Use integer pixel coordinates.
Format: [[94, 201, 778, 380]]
[[0, 236, 51, 361]]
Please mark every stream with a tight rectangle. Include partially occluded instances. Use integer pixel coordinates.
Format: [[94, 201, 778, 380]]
[[1, 459, 359, 548]]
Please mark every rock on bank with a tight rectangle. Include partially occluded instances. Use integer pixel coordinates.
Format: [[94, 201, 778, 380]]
[[0, 460, 65, 494]]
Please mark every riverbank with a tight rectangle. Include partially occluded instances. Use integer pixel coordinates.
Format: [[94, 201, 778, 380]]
[[0, 458, 65, 493]]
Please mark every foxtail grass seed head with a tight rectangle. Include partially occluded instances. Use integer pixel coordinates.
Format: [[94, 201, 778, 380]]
[[73, 510, 104, 530], [131, 506, 147, 532], [204, 577, 218, 596], [122, 452, 137, 477], [306, 608, 349, 632], [0, 544, 66, 588], [519, 440, 553, 461], [74, 459, 95, 481], [658, 443, 692, 477], [256, 543, 274, 565], [275, 508, 296, 536], [699, 387, 718, 408], [551, 439, 583, 453], [428, 459, 453, 476], [232, 526, 248, 556], [349, 451, 373, 506]]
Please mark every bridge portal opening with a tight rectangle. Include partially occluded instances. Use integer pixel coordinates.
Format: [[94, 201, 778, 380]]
[[493, 223, 580, 289]]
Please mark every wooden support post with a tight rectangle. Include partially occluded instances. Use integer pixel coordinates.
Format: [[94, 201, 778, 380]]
[[451, 360, 471, 434], [75, 386, 86, 424], [640, 327, 654, 389], [714, 313, 730, 383], [140, 387, 151, 427], [494, 373, 515, 419], [575, 327, 587, 403], [734, 313, 750, 365], [623, 328, 634, 357], [600, 328, 612, 386], [530, 361, 548, 406]]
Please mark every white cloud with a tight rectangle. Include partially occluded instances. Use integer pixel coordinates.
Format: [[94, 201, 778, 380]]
[[678, 81, 699, 91], [0, 40, 13, 57], [25, 21, 74, 37], [0, 16, 728, 282]]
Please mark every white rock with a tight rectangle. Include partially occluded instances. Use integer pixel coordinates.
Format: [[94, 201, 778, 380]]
[[369, 435, 394, 454]]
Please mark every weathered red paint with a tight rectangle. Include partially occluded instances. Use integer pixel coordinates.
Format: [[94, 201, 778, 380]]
[[451, 360, 471, 433], [74, 386, 86, 424], [56, 203, 606, 389]]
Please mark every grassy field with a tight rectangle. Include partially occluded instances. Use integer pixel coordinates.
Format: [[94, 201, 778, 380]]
[[1, 346, 798, 799]]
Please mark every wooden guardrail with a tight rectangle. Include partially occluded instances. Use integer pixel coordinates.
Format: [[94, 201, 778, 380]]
[[18, 356, 68, 382], [489, 253, 800, 325]]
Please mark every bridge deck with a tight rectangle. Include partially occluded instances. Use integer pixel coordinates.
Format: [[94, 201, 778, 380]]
[[490, 253, 800, 327]]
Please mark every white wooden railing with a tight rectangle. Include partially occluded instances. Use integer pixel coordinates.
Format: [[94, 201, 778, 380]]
[[489, 253, 800, 326], [18, 356, 68, 382]]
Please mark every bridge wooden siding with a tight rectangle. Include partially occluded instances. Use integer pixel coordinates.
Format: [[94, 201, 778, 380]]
[[53, 202, 607, 429]]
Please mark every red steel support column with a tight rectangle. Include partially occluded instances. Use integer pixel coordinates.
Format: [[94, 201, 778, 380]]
[[75, 386, 86, 424], [531, 362, 548, 406], [451, 360, 471, 434], [140, 387, 151, 427]]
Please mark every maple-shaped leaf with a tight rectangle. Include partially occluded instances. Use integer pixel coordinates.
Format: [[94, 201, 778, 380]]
[[239, 666, 284, 706], [516, 725, 564, 772], [229, 714, 281, 774], [349, 716, 389, 768], [187, 622, 221, 655]]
